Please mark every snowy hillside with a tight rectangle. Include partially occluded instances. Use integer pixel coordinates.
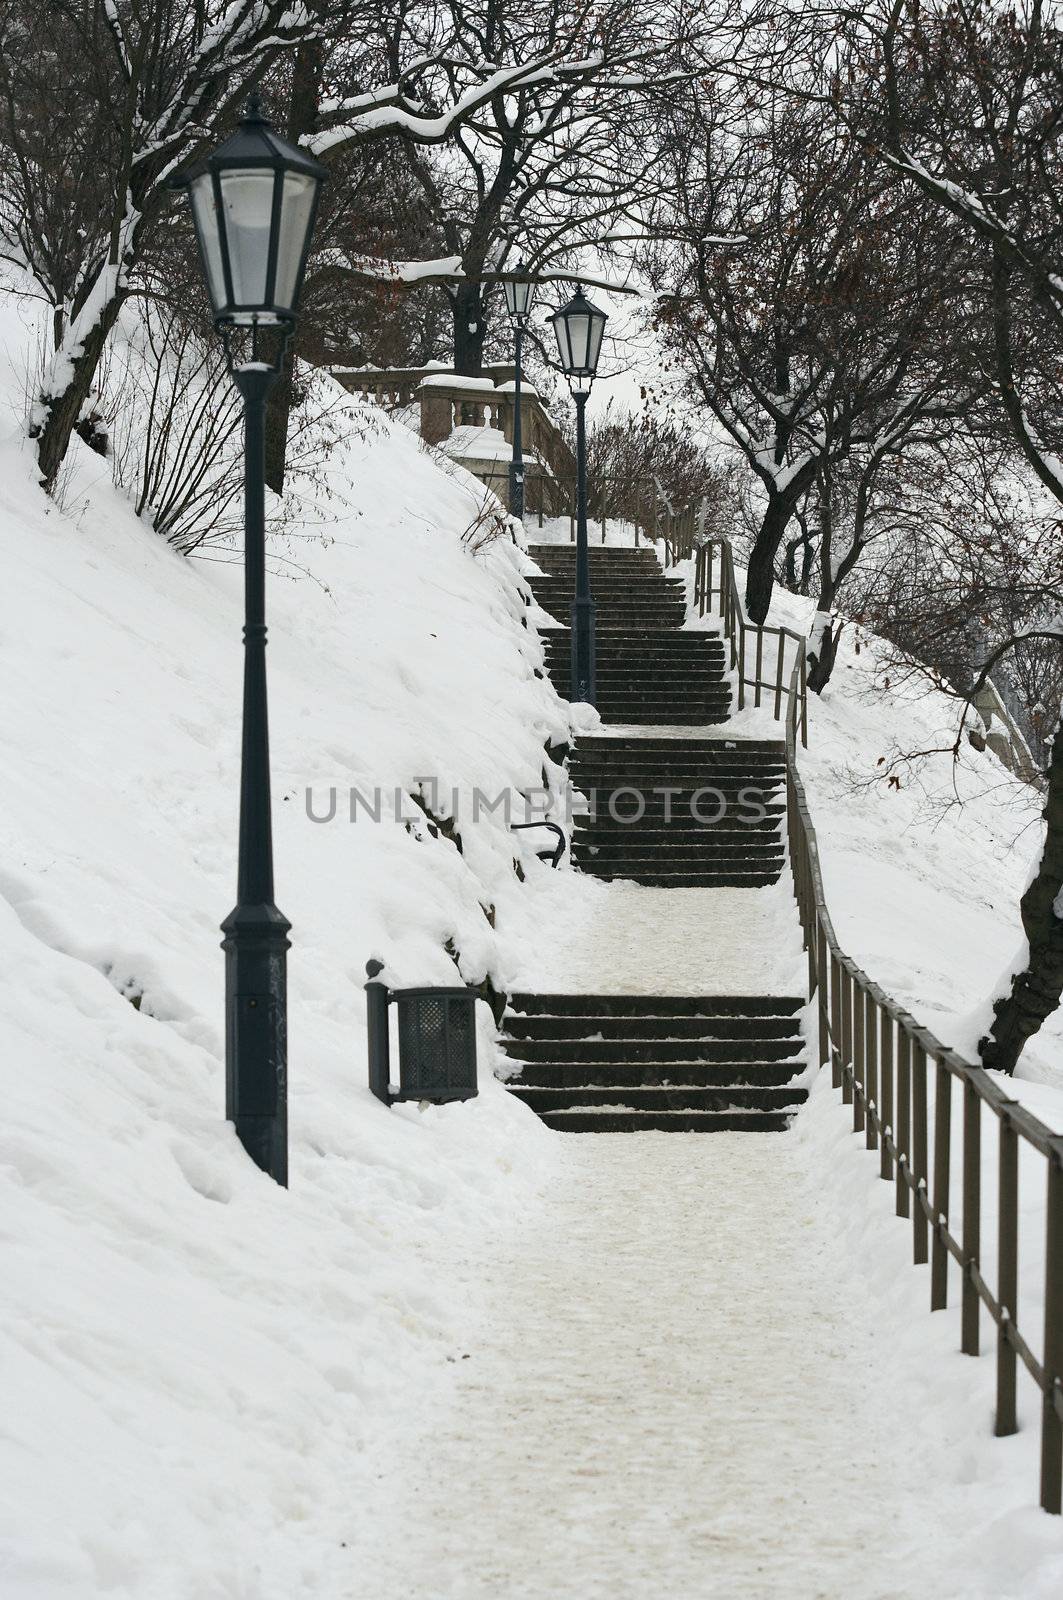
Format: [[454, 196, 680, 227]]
[[4, 297, 1063, 1593], [0, 299, 576, 1594]]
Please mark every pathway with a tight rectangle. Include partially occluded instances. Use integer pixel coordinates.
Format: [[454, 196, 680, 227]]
[[355, 1135, 978, 1600]]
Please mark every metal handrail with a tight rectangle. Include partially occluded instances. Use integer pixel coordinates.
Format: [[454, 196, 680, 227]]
[[782, 644, 1063, 1514]]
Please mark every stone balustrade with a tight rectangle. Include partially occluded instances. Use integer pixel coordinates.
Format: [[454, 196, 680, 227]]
[[331, 362, 574, 515]]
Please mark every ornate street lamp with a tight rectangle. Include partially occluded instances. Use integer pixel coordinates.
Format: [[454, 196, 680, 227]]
[[503, 271, 534, 519], [170, 97, 326, 1187], [550, 283, 608, 706]]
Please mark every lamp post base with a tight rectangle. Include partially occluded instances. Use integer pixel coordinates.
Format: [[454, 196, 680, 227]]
[[222, 900, 291, 1186], [570, 596, 596, 705]]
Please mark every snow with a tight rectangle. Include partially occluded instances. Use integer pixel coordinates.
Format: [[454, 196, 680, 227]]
[[352, 1095, 1063, 1599], [6, 272, 1063, 1597], [0, 292, 571, 1596], [420, 373, 497, 391], [443, 423, 519, 463], [499, 877, 806, 996]]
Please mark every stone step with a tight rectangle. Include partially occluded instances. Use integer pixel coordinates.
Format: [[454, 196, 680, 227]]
[[570, 774, 783, 790], [544, 630, 717, 643], [507, 993, 804, 1016], [576, 876, 784, 889], [501, 1036, 802, 1064], [575, 737, 784, 753], [591, 714, 734, 727], [530, 579, 684, 592], [505, 1013, 801, 1040], [528, 551, 661, 564], [536, 1109, 799, 1132], [504, 1061, 807, 1087], [570, 765, 783, 780], [572, 848, 785, 868], [541, 630, 718, 645], [571, 748, 782, 766], [583, 695, 733, 707], [576, 832, 784, 844], [507, 1085, 808, 1114], [573, 805, 785, 823]]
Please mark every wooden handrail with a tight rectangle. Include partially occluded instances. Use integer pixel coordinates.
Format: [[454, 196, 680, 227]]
[[666, 534, 808, 740], [782, 639, 1063, 1514]]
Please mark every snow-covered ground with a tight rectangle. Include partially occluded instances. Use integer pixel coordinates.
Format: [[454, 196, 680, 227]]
[[352, 1105, 1063, 1600], [5, 279, 1063, 1599], [0, 295, 574, 1594]]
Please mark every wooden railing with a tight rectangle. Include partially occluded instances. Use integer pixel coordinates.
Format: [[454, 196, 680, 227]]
[[678, 535, 808, 737], [782, 638, 1063, 1515], [674, 528, 1063, 1511]]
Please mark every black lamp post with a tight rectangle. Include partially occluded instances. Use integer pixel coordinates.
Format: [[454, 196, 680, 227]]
[[503, 271, 534, 518], [551, 283, 608, 706], [170, 98, 326, 1187]]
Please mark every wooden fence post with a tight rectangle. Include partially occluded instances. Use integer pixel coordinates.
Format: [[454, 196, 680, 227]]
[[830, 952, 842, 1089], [841, 968, 853, 1106], [880, 1009, 894, 1181], [817, 924, 829, 1068], [865, 995, 879, 1153], [853, 984, 866, 1135], [931, 1060, 952, 1311], [913, 1042, 929, 1265], [996, 1107, 1018, 1436], [961, 1079, 981, 1355], [896, 1029, 911, 1217], [1041, 1143, 1063, 1513]]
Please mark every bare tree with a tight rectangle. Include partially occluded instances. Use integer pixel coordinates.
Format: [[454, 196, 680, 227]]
[[0, 0, 321, 492]]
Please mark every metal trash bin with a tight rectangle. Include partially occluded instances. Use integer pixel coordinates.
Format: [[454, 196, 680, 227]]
[[365, 962, 478, 1106]]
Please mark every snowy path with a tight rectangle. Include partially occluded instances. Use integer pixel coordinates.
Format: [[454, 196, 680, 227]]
[[500, 877, 807, 996], [355, 1133, 988, 1600]]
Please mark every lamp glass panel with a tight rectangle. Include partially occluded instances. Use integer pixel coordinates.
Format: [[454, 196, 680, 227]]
[[274, 172, 318, 312], [189, 174, 227, 314], [586, 309, 606, 372], [552, 310, 573, 371], [506, 278, 533, 319], [218, 169, 275, 310], [564, 310, 591, 371]]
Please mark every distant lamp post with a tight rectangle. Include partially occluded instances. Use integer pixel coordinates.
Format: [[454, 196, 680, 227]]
[[503, 271, 535, 519], [551, 283, 608, 706], [170, 97, 326, 1187]]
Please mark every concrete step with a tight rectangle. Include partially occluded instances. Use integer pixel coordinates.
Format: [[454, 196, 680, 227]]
[[507, 993, 804, 1016], [536, 1109, 799, 1132], [580, 870, 783, 886], [505, 1013, 801, 1040], [570, 774, 784, 789], [505, 1061, 807, 1087], [572, 848, 785, 868], [575, 737, 784, 753], [508, 1085, 809, 1114], [501, 1037, 803, 1064]]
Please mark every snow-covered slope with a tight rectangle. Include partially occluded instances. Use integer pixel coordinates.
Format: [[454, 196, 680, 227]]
[[0, 301, 576, 1593], [679, 559, 1063, 1101]]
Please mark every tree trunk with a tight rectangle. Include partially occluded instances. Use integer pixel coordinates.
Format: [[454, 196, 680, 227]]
[[264, 34, 323, 495], [980, 714, 1063, 1073], [744, 465, 816, 622], [264, 341, 296, 495], [806, 618, 840, 694], [452, 281, 486, 376], [35, 294, 124, 492]]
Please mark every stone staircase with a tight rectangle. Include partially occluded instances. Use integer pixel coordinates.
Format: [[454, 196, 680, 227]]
[[501, 994, 808, 1131], [529, 544, 730, 726], [569, 735, 786, 887], [506, 540, 804, 1134]]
